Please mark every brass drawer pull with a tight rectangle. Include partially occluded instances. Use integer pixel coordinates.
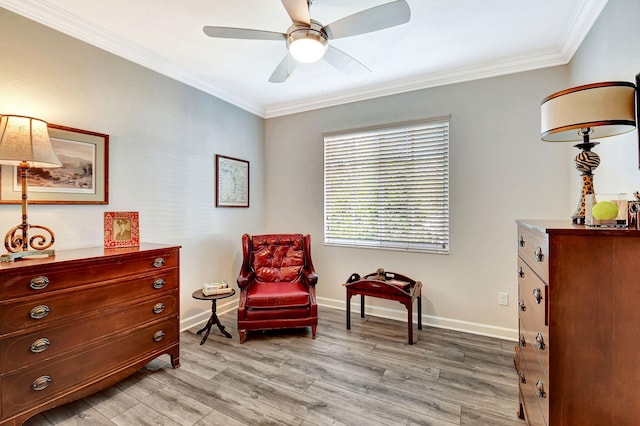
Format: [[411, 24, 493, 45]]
[[519, 235, 525, 247], [153, 303, 165, 314], [519, 299, 526, 312], [153, 330, 165, 342], [534, 246, 544, 262], [30, 338, 51, 353], [29, 276, 50, 290], [30, 305, 51, 320], [32, 375, 52, 391], [152, 257, 165, 268], [519, 335, 526, 347], [533, 287, 543, 304], [536, 332, 546, 350], [152, 278, 165, 289], [536, 379, 546, 398]]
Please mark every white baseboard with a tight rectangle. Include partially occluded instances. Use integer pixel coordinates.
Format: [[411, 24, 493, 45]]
[[180, 298, 238, 332], [180, 296, 518, 341], [317, 296, 518, 341]]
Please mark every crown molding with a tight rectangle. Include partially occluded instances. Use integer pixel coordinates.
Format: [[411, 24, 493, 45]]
[[1, 0, 607, 119], [264, 48, 568, 118], [558, 0, 609, 60]]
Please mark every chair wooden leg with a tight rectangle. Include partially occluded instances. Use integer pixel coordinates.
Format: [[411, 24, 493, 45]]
[[239, 329, 246, 343], [311, 325, 317, 339]]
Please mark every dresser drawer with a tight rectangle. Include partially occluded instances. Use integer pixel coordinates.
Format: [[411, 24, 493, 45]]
[[517, 225, 548, 283], [0, 248, 178, 300], [1, 316, 178, 418], [0, 292, 177, 373], [0, 271, 178, 334], [518, 258, 547, 327], [518, 341, 549, 425], [519, 311, 549, 376]]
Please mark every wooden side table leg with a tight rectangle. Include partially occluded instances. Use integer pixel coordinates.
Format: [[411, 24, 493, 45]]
[[211, 300, 232, 339], [346, 291, 352, 330], [407, 302, 413, 345], [417, 295, 423, 330], [196, 311, 215, 345]]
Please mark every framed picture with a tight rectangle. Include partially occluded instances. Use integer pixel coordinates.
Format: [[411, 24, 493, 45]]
[[215, 154, 249, 208], [104, 211, 139, 248], [637, 73, 640, 170], [0, 124, 109, 204]]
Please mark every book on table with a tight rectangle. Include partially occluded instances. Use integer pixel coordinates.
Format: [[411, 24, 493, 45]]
[[202, 281, 232, 296]]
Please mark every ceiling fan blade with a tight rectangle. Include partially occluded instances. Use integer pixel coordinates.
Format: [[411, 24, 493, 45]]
[[324, 45, 371, 76], [281, 0, 311, 25], [269, 55, 298, 83], [203, 26, 286, 41], [323, 0, 410, 39]]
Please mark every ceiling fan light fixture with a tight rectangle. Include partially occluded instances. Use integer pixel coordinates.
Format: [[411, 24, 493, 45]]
[[287, 22, 328, 64]]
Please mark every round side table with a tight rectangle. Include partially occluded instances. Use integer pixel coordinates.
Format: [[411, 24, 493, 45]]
[[192, 288, 236, 345]]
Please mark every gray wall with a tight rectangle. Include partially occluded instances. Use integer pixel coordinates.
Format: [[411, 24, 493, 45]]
[[265, 67, 571, 338], [0, 9, 266, 325], [568, 0, 640, 197]]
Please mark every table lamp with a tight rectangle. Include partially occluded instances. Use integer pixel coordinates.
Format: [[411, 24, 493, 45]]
[[0, 115, 62, 261], [541, 81, 637, 224]]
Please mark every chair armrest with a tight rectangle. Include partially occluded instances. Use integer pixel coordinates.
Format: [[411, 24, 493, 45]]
[[237, 271, 255, 289], [302, 269, 318, 287]]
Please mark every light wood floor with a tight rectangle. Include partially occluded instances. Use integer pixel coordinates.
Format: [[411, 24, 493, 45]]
[[25, 306, 522, 426]]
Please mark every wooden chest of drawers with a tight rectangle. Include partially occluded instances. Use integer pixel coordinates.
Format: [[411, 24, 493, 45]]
[[516, 220, 640, 426], [0, 244, 180, 426]]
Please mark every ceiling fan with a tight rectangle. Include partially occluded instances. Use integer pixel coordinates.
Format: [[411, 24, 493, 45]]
[[202, 0, 411, 83]]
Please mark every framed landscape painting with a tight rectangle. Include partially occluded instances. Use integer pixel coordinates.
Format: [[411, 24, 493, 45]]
[[0, 124, 109, 204]]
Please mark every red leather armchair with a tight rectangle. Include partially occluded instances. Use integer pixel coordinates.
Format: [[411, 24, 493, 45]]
[[236, 233, 318, 343]]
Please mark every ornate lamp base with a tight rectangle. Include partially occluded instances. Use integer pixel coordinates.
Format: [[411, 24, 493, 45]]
[[572, 141, 600, 224], [2, 223, 56, 262]]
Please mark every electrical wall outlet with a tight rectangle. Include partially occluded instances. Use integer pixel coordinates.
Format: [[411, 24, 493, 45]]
[[499, 292, 509, 306]]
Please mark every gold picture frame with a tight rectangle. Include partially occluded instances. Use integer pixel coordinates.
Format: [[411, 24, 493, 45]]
[[0, 123, 109, 204], [104, 211, 139, 248]]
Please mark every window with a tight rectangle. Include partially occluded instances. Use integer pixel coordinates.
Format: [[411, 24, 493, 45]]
[[324, 118, 449, 253]]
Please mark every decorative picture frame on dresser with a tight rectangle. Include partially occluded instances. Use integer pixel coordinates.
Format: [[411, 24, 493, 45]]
[[0, 124, 109, 204], [215, 154, 249, 208], [104, 211, 139, 248]]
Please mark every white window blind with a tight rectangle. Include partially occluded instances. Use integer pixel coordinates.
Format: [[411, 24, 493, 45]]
[[324, 118, 449, 253]]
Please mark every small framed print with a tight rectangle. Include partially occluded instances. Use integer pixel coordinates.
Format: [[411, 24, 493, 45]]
[[104, 211, 139, 248], [215, 154, 249, 208]]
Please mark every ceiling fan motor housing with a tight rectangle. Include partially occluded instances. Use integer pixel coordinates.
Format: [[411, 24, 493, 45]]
[[286, 20, 328, 63]]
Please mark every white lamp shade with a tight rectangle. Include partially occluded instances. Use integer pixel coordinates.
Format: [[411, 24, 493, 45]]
[[541, 81, 637, 142], [0, 115, 62, 168]]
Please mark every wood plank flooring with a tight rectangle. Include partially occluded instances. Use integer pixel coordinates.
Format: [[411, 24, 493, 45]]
[[24, 306, 522, 426]]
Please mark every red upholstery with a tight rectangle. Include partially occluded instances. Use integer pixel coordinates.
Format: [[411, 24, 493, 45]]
[[237, 233, 318, 343]]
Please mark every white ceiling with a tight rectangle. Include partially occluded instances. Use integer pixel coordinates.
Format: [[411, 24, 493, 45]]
[[0, 0, 607, 118]]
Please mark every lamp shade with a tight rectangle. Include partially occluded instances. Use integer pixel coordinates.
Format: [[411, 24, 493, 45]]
[[541, 81, 637, 142], [0, 115, 62, 168]]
